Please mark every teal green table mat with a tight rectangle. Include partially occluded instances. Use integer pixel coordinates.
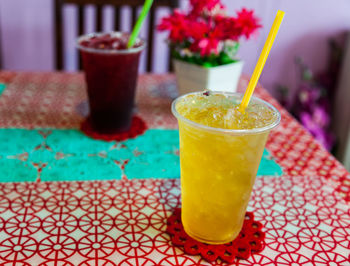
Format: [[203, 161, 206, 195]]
[[0, 83, 6, 96], [0, 128, 282, 182]]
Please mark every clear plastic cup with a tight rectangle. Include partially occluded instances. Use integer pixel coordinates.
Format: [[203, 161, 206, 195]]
[[172, 91, 280, 244], [77, 32, 145, 134]]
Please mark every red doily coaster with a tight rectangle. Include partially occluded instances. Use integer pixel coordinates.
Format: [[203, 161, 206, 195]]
[[166, 209, 265, 264], [81, 116, 147, 142]]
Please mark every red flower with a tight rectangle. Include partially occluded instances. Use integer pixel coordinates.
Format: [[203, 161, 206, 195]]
[[187, 19, 210, 40], [190, 37, 220, 56], [235, 8, 261, 39], [157, 9, 189, 43], [157, 1, 261, 59], [190, 0, 225, 17], [212, 16, 241, 41]]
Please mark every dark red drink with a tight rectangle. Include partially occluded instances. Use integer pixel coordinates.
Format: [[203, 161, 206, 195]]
[[77, 32, 145, 133]]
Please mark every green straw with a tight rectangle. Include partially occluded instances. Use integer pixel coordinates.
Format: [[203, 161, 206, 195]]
[[127, 0, 154, 48]]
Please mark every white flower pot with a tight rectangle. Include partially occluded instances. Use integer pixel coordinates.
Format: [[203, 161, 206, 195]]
[[173, 59, 244, 95]]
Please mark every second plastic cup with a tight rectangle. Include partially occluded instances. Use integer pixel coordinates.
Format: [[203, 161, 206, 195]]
[[172, 92, 280, 244], [77, 32, 145, 134]]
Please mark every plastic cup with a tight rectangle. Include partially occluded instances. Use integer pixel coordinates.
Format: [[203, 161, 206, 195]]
[[77, 32, 145, 134], [172, 91, 280, 244]]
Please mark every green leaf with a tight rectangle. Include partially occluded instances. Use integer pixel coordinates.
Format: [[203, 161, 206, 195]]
[[202, 62, 212, 68], [219, 52, 235, 65]]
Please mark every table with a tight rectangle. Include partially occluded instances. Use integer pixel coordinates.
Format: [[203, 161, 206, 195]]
[[0, 71, 349, 265]]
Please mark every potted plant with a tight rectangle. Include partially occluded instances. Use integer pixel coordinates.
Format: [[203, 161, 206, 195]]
[[158, 0, 261, 95]]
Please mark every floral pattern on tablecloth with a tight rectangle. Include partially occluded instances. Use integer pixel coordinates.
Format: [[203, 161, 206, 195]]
[[0, 176, 349, 265]]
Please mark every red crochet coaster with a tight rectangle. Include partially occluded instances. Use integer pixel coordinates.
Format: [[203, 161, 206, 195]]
[[166, 209, 265, 264], [81, 116, 147, 142]]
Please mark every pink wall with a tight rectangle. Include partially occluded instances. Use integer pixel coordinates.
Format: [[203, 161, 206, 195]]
[[224, 0, 350, 97], [1, 0, 350, 96]]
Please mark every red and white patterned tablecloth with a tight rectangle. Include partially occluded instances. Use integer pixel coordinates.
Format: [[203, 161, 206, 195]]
[[0, 71, 349, 265]]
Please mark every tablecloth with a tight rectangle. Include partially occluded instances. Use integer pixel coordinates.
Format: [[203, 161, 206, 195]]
[[0, 72, 349, 265]]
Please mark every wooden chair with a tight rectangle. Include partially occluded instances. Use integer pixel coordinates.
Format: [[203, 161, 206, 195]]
[[54, 0, 179, 72]]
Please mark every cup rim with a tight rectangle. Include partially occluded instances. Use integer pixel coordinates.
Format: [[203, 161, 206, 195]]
[[76, 31, 146, 54], [171, 91, 281, 135]]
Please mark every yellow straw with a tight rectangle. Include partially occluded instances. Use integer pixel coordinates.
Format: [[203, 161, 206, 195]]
[[239, 10, 285, 113]]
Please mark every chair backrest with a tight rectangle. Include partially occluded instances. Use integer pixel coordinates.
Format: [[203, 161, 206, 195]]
[[54, 0, 179, 71]]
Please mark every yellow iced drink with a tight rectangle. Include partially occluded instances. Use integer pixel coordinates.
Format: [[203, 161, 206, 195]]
[[172, 91, 280, 244]]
